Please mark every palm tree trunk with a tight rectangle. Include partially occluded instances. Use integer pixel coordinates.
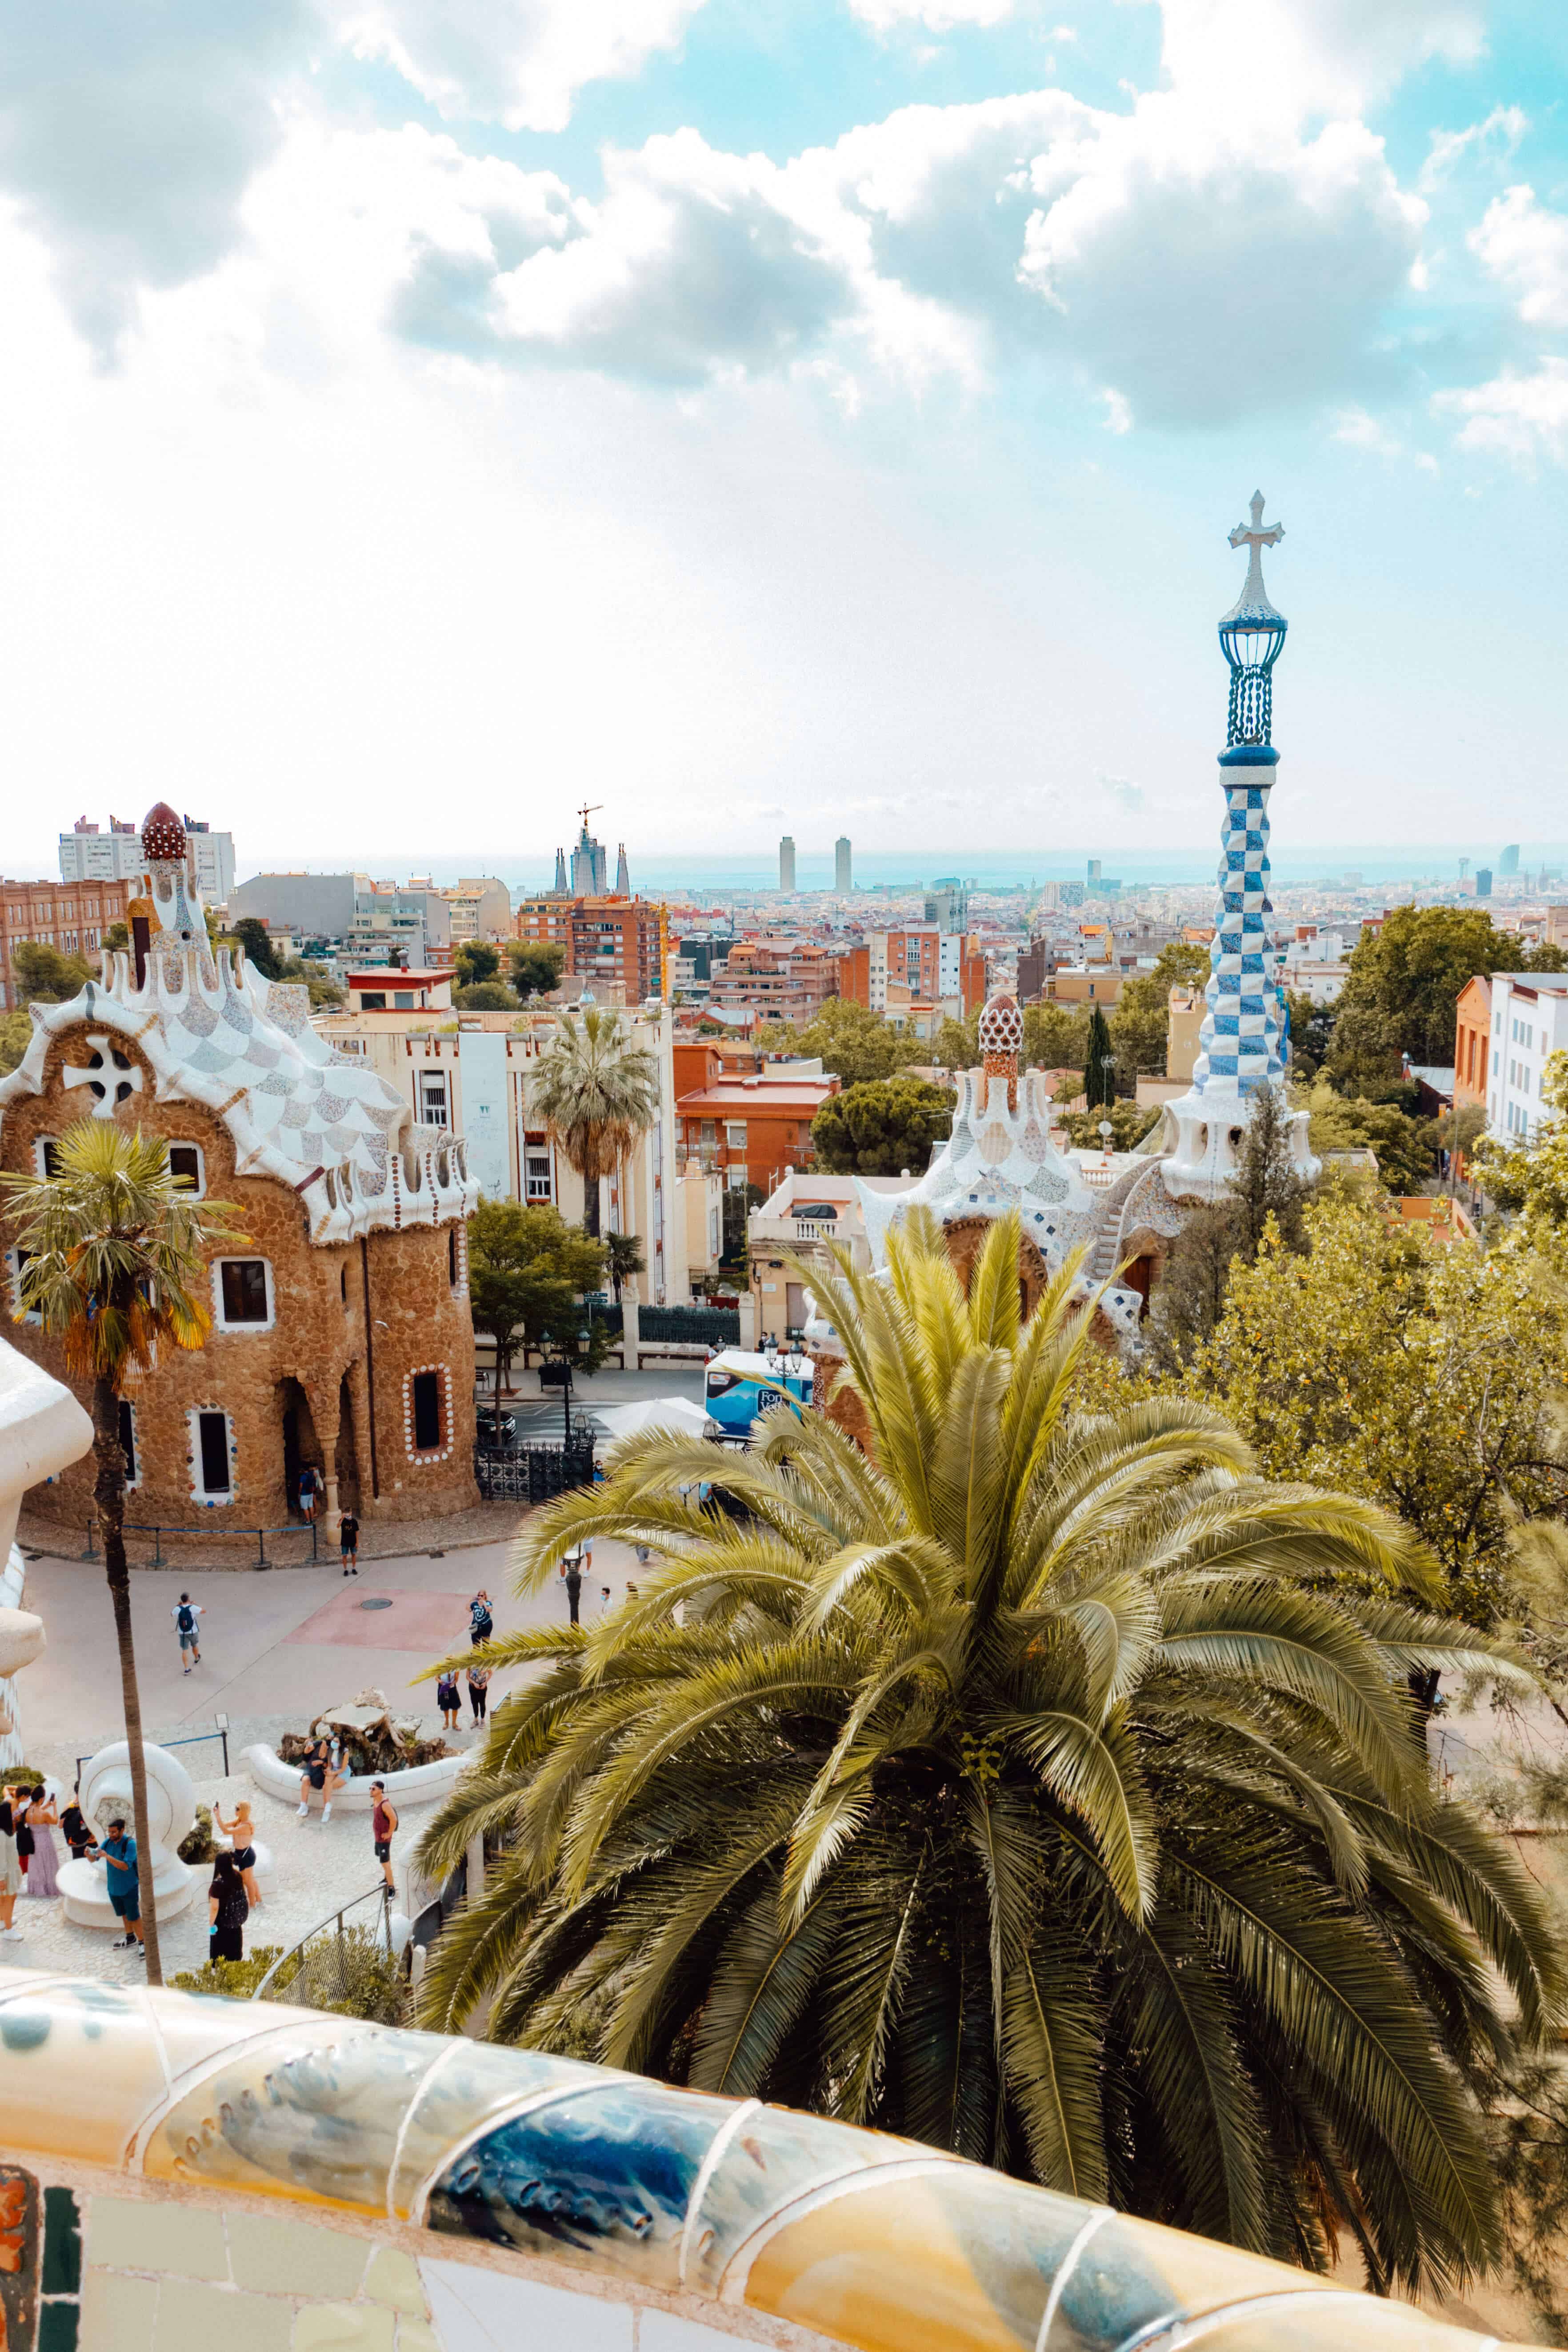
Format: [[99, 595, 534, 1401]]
[[581, 1162, 601, 1238], [92, 1377, 162, 1986]]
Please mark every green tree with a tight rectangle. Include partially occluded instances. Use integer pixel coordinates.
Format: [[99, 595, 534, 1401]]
[[0, 1010, 30, 1077], [809, 1076, 954, 1175], [1476, 1049, 1568, 1245], [1148, 1086, 1310, 1368], [1082, 1003, 1115, 1108], [415, 1211, 1553, 2290], [1054, 1097, 1160, 1151], [788, 999, 924, 1085], [930, 1013, 978, 1070], [453, 981, 516, 1011], [2, 1124, 245, 1985], [455, 941, 502, 988], [1305, 1081, 1437, 1195], [231, 917, 281, 980], [277, 956, 344, 1009], [11, 940, 92, 1006], [719, 1181, 763, 1277], [1327, 906, 1566, 1087], [508, 941, 566, 1001], [604, 1230, 645, 1302], [466, 1197, 608, 1389], [1108, 943, 1210, 1082], [1175, 1188, 1568, 1624], [1284, 990, 1335, 1081], [1022, 1000, 1090, 1073], [103, 920, 130, 956], [529, 1008, 659, 1238]]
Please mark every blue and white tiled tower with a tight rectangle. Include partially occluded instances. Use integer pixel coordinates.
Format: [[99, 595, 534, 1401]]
[[1161, 494, 1317, 1201]]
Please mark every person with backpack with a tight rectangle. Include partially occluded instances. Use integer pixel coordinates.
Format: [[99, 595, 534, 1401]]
[[370, 1780, 398, 1893], [172, 1592, 204, 1672]]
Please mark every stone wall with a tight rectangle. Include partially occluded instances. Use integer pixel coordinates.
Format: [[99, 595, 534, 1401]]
[[0, 1969, 1495, 2352], [1, 1028, 477, 1532]]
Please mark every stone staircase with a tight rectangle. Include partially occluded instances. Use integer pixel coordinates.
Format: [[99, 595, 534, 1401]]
[[1085, 1159, 1158, 1284]]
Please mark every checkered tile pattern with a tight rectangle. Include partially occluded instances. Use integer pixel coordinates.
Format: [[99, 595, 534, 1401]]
[[1192, 777, 1284, 1099]]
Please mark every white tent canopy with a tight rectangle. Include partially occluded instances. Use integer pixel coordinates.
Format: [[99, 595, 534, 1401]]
[[594, 1397, 721, 1443]]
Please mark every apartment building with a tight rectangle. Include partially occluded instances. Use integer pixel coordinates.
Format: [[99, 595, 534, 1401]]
[[433, 878, 512, 944], [516, 894, 664, 1005], [673, 1040, 839, 1192], [60, 816, 234, 904], [1485, 973, 1568, 1140], [838, 927, 988, 1018], [0, 876, 135, 1009], [706, 939, 838, 1026], [1453, 977, 1491, 1123]]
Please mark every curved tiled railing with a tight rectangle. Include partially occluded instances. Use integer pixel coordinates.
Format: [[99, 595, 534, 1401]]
[[0, 1968, 1508, 2352]]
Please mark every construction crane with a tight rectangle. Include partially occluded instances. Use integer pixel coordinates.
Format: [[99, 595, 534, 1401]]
[[577, 802, 603, 833]]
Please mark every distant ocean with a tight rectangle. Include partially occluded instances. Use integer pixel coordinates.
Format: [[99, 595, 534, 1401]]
[[344, 846, 1568, 897]]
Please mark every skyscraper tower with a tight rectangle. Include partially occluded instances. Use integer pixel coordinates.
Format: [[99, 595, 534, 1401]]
[[570, 806, 608, 896], [1161, 493, 1316, 1200], [835, 836, 852, 894], [779, 836, 796, 893], [615, 843, 631, 897], [553, 847, 568, 895]]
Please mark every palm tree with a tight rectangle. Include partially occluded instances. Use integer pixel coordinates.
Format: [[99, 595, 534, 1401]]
[[2, 1124, 243, 1984], [604, 1230, 645, 1303], [530, 1008, 658, 1239], [415, 1209, 1559, 2293]]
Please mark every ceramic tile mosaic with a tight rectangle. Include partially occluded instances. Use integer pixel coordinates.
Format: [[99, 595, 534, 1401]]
[[0, 1969, 1517, 2352]]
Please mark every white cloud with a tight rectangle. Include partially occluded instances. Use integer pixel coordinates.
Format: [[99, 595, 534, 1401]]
[[1156, 0, 1485, 124], [1436, 359, 1568, 467], [333, 0, 709, 133], [1332, 406, 1438, 471], [848, 0, 1018, 32], [1419, 104, 1526, 190], [1469, 184, 1568, 332]]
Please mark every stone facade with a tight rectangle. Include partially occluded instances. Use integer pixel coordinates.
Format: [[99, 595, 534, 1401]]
[[0, 805, 479, 1534]]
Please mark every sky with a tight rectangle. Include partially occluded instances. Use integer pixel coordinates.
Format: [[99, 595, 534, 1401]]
[[1, 0, 1566, 881]]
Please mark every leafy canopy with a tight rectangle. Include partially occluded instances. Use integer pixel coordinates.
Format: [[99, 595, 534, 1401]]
[[466, 1197, 608, 1380], [10, 940, 93, 1007], [1, 1121, 244, 1385], [810, 1076, 954, 1175], [1327, 905, 1566, 1086], [1109, 941, 1210, 1081], [756, 999, 925, 1085], [414, 1209, 1553, 2292]]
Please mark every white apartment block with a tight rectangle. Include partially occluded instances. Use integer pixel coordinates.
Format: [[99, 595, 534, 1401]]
[[1487, 973, 1568, 1140], [60, 818, 234, 904]]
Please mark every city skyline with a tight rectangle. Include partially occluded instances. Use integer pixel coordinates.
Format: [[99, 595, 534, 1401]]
[[0, 5, 1566, 876]]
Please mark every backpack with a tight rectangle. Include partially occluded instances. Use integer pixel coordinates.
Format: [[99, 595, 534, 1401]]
[[177, 1604, 196, 1635]]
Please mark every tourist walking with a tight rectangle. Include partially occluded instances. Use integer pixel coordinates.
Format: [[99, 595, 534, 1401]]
[[20, 1788, 59, 1900], [12, 1786, 33, 1884], [466, 1662, 491, 1723], [298, 1462, 323, 1522], [561, 1552, 583, 1626], [207, 1850, 249, 1963], [0, 1796, 22, 1940], [340, 1507, 360, 1576], [172, 1591, 204, 1672], [469, 1588, 494, 1644], [214, 1798, 263, 1911], [436, 1669, 461, 1730], [100, 1817, 144, 1954], [370, 1780, 398, 1893]]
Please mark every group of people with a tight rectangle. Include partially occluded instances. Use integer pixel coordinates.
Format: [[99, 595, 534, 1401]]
[[0, 1783, 63, 1934]]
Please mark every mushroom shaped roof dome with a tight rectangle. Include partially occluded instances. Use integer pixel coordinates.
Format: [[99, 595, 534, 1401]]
[[140, 802, 187, 863], [978, 992, 1024, 1057]]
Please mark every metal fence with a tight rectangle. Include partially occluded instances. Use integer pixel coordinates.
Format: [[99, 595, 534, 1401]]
[[473, 1440, 595, 1504], [81, 1519, 321, 1570], [639, 1304, 740, 1347], [252, 1882, 401, 2014]]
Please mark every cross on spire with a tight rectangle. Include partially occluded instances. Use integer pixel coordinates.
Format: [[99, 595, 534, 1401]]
[[1228, 490, 1284, 611]]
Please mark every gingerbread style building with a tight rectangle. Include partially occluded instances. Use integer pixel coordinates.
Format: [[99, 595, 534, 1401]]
[[1, 805, 480, 1533]]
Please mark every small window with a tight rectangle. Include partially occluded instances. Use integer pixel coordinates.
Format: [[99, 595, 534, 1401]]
[[412, 1370, 441, 1451], [725, 1122, 748, 1146], [419, 1072, 448, 1127], [118, 1400, 138, 1486], [340, 1264, 348, 1304], [197, 1411, 231, 1494], [218, 1259, 270, 1326], [448, 1228, 458, 1285], [360, 991, 386, 1010], [393, 990, 415, 1008], [524, 1151, 552, 1201], [35, 1138, 61, 1179], [168, 1143, 203, 1194]]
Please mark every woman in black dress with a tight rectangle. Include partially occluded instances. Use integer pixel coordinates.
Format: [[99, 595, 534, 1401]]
[[207, 1851, 249, 1964]]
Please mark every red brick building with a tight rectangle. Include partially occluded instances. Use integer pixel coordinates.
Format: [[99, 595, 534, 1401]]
[[1, 876, 136, 1010], [515, 894, 664, 1004]]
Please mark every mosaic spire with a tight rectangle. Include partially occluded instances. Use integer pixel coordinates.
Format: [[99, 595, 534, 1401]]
[[1191, 494, 1287, 1102]]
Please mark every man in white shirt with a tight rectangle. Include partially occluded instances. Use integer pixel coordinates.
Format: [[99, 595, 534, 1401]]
[[172, 1593, 204, 1673]]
